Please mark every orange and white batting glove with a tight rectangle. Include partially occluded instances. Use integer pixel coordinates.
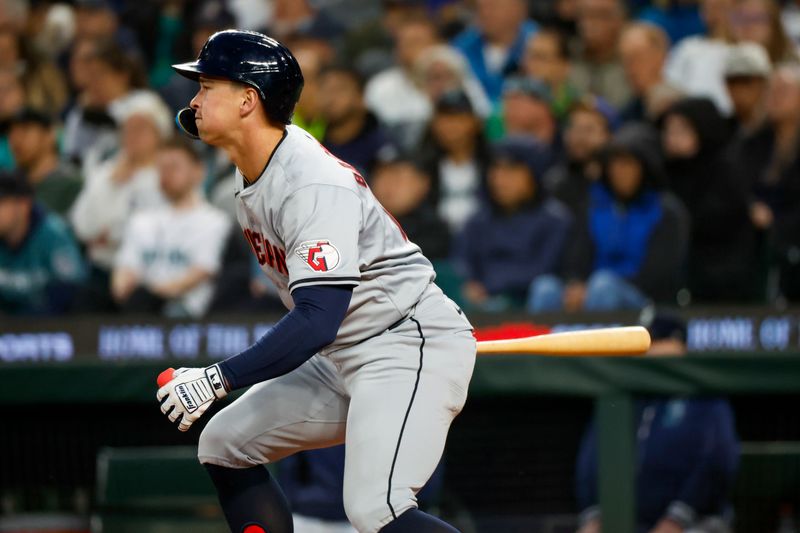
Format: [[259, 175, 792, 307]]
[[156, 365, 228, 432]]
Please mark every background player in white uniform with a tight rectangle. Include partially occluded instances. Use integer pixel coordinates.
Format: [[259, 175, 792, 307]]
[[112, 138, 231, 317], [156, 30, 476, 533]]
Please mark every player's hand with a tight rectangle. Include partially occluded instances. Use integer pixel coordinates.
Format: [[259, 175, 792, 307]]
[[648, 518, 684, 533], [156, 365, 228, 431]]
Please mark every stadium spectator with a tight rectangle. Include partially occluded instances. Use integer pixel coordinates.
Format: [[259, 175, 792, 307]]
[[8, 108, 81, 218], [528, 124, 689, 312], [637, 0, 706, 44], [660, 97, 759, 302], [70, 91, 170, 312], [543, 96, 616, 214], [413, 44, 492, 119], [371, 155, 450, 260], [419, 89, 489, 234], [112, 138, 230, 318], [723, 42, 771, 136], [264, 0, 344, 45], [341, 0, 428, 77], [618, 22, 685, 122], [575, 312, 739, 533], [0, 169, 85, 315], [452, 0, 538, 104], [454, 136, 572, 311], [0, 24, 67, 117], [291, 40, 328, 141], [570, 0, 631, 110], [364, 17, 440, 149], [0, 68, 26, 169], [501, 76, 560, 152], [319, 65, 397, 179], [730, 63, 800, 300], [521, 28, 582, 121], [730, 0, 800, 63], [665, 0, 735, 115], [72, 0, 141, 55], [62, 39, 146, 167]]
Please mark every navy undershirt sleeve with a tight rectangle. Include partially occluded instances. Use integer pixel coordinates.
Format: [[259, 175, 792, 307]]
[[218, 285, 353, 390]]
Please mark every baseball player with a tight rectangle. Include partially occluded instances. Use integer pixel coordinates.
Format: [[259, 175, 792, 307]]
[[156, 30, 476, 533]]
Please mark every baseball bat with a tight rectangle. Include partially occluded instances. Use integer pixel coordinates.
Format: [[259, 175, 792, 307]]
[[476, 326, 650, 356]]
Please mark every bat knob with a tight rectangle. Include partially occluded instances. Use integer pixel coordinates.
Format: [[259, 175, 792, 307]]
[[157, 368, 176, 388]]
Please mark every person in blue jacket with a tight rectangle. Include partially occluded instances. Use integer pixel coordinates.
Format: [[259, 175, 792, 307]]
[[575, 312, 740, 533]]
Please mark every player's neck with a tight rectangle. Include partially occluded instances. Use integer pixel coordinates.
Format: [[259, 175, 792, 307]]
[[227, 125, 286, 184]]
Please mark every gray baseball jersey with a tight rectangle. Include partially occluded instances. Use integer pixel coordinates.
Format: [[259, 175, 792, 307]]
[[203, 124, 476, 533], [234, 124, 435, 350]]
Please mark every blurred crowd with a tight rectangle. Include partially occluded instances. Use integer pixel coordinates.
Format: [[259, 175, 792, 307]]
[[1, 0, 800, 318]]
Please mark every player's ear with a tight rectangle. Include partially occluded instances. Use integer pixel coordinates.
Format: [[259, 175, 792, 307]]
[[239, 87, 260, 118]]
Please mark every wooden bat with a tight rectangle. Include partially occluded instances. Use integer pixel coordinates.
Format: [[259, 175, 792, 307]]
[[476, 326, 650, 356]]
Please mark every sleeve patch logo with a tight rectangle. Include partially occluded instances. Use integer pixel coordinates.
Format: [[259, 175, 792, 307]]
[[295, 240, 341, 272]]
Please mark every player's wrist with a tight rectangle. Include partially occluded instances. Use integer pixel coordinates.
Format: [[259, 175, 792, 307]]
[[204, 364, 229, 399]]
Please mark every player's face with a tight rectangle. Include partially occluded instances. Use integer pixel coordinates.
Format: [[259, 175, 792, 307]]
[[190, 77, 247, 144]]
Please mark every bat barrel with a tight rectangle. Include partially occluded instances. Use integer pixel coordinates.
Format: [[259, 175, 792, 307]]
[[476, 326, 651, 357]]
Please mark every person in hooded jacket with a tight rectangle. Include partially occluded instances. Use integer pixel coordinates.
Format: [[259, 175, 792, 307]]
[[528, 123, 690, 312], [453, 135, 573, 311], [660, 97, 760, 303]]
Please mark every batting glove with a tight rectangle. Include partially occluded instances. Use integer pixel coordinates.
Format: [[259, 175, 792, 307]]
[[156, 365, 228, 432]]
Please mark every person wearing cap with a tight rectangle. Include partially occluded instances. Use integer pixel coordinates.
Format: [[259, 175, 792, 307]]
[[0, 169, 86, 315], [418, 89, 489, 234], [575, 311, 739, 533], [723, 42, 772, 135], [452, 0, 538, 104], [453, 135, 573, 311], [528, 123, 689, 312], [7, 108, 82, 218], [70, 91, 170, 311], [500, 75, 560, 153], [543, 96, 616, 215]]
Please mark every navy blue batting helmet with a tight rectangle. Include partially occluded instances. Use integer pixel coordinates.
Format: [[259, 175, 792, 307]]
[[172, 29, 304, 137]]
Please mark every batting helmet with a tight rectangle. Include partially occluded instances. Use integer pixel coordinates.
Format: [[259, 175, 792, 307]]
[[172, 29, 304, 137]]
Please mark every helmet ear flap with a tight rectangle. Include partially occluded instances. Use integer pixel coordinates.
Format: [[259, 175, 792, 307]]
[[176, 107, 200, 139]]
